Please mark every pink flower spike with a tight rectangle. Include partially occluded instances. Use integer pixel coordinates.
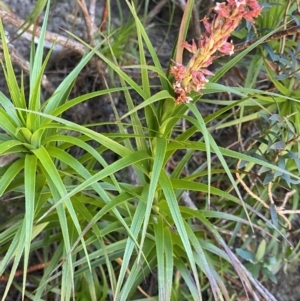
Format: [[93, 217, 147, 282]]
[[201, 69, 214, 76], [202, 16, 212, 34], [170, 61, 186, 81], [183, 40, 198, 54], [231, 0, 246, 8], [219, 41, 234, 55], [243, 8, 263, 22], [247, 0, 262, 10], [192, 71, 209, 91], [170, 0, 262, 104], [175, 90, 192, 104], [214, 3, 230, 18]]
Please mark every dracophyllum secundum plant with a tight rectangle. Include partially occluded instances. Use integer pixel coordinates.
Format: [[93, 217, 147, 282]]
[[0, 2, 135, 300], [88, 1, 294, 300], [0, 0, 299, 300]]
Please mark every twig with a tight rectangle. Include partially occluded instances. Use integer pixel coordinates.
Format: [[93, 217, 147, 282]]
[[181, 191, 197, 210], [77, 0, 98, 44], [215, 25, 300, 60], [146, 0, 169, 25], [89, 0, 97, 24], [236, 143, 300, 230], [0, 8, 87, 55], [0, 262, 48, 281], [100, 0, 109, 32], [192, 0, 201, 38], [279, 0, 292, 55], [0, 7, 107, 91]]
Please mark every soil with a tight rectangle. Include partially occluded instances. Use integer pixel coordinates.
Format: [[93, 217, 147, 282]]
[[0, 1, 299, 300]]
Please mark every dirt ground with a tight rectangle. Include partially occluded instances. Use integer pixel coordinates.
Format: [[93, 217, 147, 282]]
[[0, 0, 299, 300]]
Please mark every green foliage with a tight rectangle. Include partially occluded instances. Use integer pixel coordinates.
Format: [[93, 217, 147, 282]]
[[236, 239, 278, 283], [0, 0, 300, 301]]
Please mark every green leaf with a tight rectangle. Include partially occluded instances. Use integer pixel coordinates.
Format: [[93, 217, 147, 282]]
[[269, 203, 278, 229], [167, 140, 300, 182], [270, 141, 285, 150], [120, 90, 173, 121], [137, 137, 167, 263], [255, 239, 266, 262], [187, 104, 212, 206], [159, 171, 202, 297], [263, 172, 274, 185], [28, 0, 50, 111], [0, 91, 21, 125], [22, 154, 37, 296], [185, 223, 222, 301], [174, 257, 202, 301], [236, 249, 255, 263], [15, 127, 32, 143], [247, 263, 260, 279], [0, 140, 26, 156], [0, 20, 26, 111], [51, 87, 128, 117], [0, 109, 19, 137], [115, 190, 147, 299], [32, 146, 78, 300], [153, 216, 173, 301], [43, 44, 102, 115], [0, 225, 26, 301], [0, 158, 24, 195], [261, 266, 277, 283], [12, 0, 47, 42]]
